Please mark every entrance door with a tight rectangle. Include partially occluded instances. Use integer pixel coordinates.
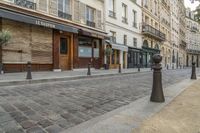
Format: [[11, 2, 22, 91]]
[[59, 37, 70, 70]]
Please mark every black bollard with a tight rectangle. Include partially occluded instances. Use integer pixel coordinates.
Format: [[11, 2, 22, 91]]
[[167, 64, 169, 70], [26, 61, 32, 80], [150, 54, 165, 103], [138, 64, 140, 72], [87, 63, 91, 76], [191, 62, 197, 80], [118, 64, 122, 73]]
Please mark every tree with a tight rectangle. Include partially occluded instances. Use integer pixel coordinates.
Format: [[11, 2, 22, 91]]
[[105, 45, 112, 69], [0, 30, 11, 73]]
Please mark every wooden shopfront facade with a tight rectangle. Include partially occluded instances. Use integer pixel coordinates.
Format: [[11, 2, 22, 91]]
[[73, 29, 105, 69]]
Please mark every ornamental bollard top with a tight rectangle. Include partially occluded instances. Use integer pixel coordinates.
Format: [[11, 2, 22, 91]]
[[26, 61, 32, 80], [87, 63, 91, 76], [118, 64, 122, 73], [191, 62, 197, 80], [150, 54, 165, 103]]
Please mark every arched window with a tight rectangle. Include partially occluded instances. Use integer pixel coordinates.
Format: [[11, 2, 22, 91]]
[[143, 40, 149, 47], [154, 44, 159, 49]]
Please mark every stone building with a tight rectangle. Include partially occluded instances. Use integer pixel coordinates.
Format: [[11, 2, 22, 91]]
[[178, 0, 187, 68], [159, 0, 171, 68], [170, 0, 180, 69], [105, 0, 142, 69], [186, 8, 200, 67], [0, 0, 106, 72], [141, 0, 165, 68]]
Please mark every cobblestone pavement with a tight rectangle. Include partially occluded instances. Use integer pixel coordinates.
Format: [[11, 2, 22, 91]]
[[0, 69, 198, 133]]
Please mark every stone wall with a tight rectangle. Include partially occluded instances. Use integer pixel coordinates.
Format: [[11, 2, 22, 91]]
[[2, 19, 53, 64]]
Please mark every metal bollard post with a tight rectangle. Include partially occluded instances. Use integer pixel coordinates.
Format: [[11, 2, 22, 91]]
[[26, 61, 32, 80], [118, 64, 121, 73], [138, 64, 140, 72], [191, 62, 197, 80], [150, 54, 165, 103], [87, 63, 91, 76], [167, 64, 169, 70]]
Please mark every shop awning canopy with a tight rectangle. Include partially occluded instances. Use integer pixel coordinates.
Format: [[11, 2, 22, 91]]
[[106, 40, 128, 52], [0, 8, 78, 33]]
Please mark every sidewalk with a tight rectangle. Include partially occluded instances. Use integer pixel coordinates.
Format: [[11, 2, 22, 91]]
[[132, 79, 200, 133], [62, 78, 197, 133], [0, 68, 152, 86]]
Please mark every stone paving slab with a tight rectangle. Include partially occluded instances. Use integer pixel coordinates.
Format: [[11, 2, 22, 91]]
[[63, 79, 196, 133], [0, 69, 198, 133]]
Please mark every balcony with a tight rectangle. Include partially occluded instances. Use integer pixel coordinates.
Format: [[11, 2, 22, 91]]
[[86, 20, 95, 28], [14, 0, 36, 10], [58, 11, 72, 20], [122, 17, 128, 24], [142, 23, 165, 41], [109, 10, 116, 18]]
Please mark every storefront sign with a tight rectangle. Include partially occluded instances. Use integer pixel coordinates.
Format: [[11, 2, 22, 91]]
[[0, 8, 78, 33], [35, 20, 56, 29]]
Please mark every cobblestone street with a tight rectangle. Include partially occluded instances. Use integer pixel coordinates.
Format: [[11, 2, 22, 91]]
[[0, 69, 198, 133]]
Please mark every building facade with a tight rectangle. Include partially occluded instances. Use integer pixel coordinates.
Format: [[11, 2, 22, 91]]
[[170, 0, 180, 69], [178, 0, 187, 68], [159, 0, 171, 68], [186, 8, 200, 67], [141, 0, 165, 68], [0, 0, 106, 72], [104, 0, 142, 69]]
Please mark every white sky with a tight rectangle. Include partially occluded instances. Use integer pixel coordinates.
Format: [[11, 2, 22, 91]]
[[184, 0, 200, 11]]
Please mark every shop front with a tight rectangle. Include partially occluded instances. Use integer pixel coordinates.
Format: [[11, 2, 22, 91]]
[[0, 8, 78, 72], [127, 47, 142, 68], [105, 41, 128, 69], [73, 30, 105, 69], [142, 46, 160, 68]]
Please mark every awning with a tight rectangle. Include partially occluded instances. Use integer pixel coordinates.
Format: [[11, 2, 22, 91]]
[[106, 40, 128, 52], [0, 8, 78, 33]]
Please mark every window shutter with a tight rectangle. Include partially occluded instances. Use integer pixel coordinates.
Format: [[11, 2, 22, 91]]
[[79, 2, 86, 24], [74, 0, 80, 22], [37, 0, 48, 12], [49, 0, 58, 16], [96, 10, 102, 29]]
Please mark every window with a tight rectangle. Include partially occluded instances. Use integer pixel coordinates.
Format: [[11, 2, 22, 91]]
[[133, 10, 137, 28], [133, 38, 137, 47], [110, 31, 116, 43], [109, 0, 116, 18], [87, 6, 95, 22], [86, 6, 95, 27], [122, 3, 127, 23], [60, 38, 68, 54], [143, 0, 148, 8], [58, 0, 71, 20], [124, 35, 127, 45]]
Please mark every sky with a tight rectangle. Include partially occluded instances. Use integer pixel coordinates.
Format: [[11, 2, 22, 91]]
[[184, 0, 200, 11]]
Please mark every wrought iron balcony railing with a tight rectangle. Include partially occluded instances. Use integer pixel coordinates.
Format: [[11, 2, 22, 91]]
[[14, 0, 36, 10], [142, 23, 165, 41], [58, 11, 72, 20], [86, 20, 95, 28]]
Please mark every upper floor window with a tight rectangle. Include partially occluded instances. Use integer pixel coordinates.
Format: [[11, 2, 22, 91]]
[[86, 6, 95, 27], [124, 35, 127, 45], [58, 0, 72, 20], [133, 38, 137, 47], [109, 0, 116, 18], [133, 10, 137, 28], [122, 3, 127, 23], [110, 31, 116, 43], [143, 0, 148, 8]]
